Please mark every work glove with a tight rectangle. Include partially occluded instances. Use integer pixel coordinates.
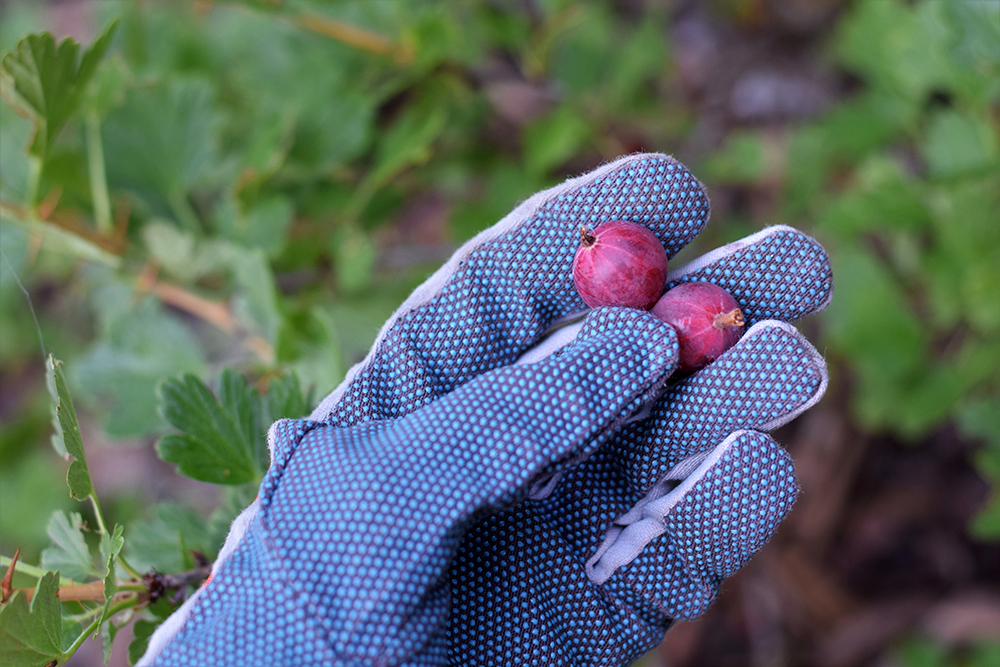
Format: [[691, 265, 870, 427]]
[[139, 153, 832, 666]]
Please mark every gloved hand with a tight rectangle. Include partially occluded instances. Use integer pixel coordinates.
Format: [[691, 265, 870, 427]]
[[139, 154, 832, 667]]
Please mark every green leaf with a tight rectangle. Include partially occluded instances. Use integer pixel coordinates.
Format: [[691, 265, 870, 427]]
[[46, 355, 93, 499], [39, 510, 95, 582], [523, 105, 591, 176], [0, 572, 66, 667], [331, 225, 376, 295], [944, 0, 1000, 69], [970, 491, 1000, 539], [836, 0, 950, 101], [102, 77, 222, 208], [700, 132, 765, 185], [156, 370, 269, 485], [922, 109, 999, 178], [958, 395, 1000, 451], [73, 283, 206, 437], [347, 93, 448, 218], [605, 16, 669, 112], [0, 21, 118, 159], [265, 372, 311, 423], [228, 246, 282, 345], [128, 619, 159, 666], [140, 221, 232, 284], [213, 195, 294, 258], [98, 524, 124, 619], [100, 619, 123, 666], [893, 636, 948, 667], [281, 306, 346, 397], [818, 156, 930, 239], [0, 100, 33, 201]]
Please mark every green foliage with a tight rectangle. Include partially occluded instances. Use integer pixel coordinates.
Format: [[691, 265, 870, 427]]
[[39, 511, 94, 582], [0, 572, 67, 667], [157, 371, 272, 485], [787, 0, 1000, 532], [0, 21, 116, 163], [2, 0, 998, 663], [895, 637, 1000, 667], [46, 356, 92, 499]]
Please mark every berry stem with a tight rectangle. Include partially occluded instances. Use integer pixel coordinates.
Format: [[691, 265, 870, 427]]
[[579, 226, 597, 247], [713, 308, 745, 329]]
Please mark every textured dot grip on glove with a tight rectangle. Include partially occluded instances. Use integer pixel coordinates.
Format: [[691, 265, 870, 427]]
[[309, 154, 709, 427], [442, 320, 825, 665], [602, 431, 797, 621], [613, 319, 828, 491], [664, 224, 833, 323], [138, 308, 679, 667], [585, 430, 795, 586], [532, 320, 824, 571]]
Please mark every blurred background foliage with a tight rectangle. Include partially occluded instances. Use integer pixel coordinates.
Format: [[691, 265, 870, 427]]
[[0, 0, 998, 665]]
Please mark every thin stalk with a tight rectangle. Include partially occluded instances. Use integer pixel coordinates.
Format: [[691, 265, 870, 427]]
[[85, 112, 113, 233], [26, 155, 42, 207], [116, 554, 143, 582], [63, 594, 140, 659], [89, 494, 109, 536], [88, 495, 143, 581], [0, 555, 74, 586]]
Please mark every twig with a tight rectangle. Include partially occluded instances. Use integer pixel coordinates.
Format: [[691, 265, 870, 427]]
[[136, 277, 276, 363], [296, 12, 413, 64], [13, 563, 212, 603]]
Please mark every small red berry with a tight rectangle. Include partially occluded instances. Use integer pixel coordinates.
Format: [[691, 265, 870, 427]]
[[651, 282, 746, 374], [572, 221, 668, 310]]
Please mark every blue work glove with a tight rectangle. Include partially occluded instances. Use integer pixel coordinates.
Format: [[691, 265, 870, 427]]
[[138, 154, 832, 666]]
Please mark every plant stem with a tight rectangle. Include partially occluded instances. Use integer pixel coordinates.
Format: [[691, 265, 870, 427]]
[[63, 594, 140, 659], [295, 12, 413, 64], [87, 495, 143, 581], [90, 494, 109, 536], [0, 555, 73, 586], [116, 554, 143, 582], [85, 111, 113, 233], [26, 155, 42, 207]]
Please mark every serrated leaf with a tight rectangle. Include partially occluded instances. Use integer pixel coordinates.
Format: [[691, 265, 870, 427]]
[[45, 356, 92, 499], [0, 21, 117, 160], [140, 221, 232, 284], [40, 510, 95, 582], [156, 371, 268, 485], [128, 500, 214, 572], [0, 571, 67, 667]]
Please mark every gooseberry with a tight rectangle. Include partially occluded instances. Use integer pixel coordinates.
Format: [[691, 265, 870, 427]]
[[572, 220, 668, 310], [651, 282, 745, 374]]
